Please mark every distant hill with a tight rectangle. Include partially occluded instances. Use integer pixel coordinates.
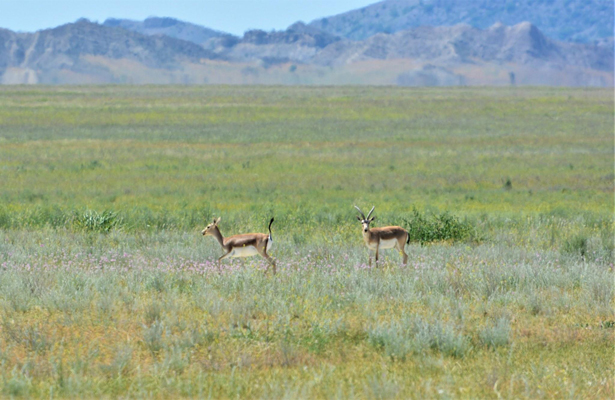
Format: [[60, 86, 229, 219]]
[[0, 19, 217, 83], [206, 20, 612, 86], [311, 22, 613, 73], [199, 19, 613, 74], [103, 17, 228, 46], [309, 0, 614, 43]]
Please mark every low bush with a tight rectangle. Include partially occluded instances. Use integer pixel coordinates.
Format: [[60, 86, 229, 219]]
[[403, 208, 476, 244]]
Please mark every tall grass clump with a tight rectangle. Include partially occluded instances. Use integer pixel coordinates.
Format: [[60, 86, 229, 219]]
[[143, 320, 166, 355], [562, 233, 589, 258], [364, 373, 400, 400], [420, 319, 470, 358], [367, 321, 415, 361], [368, 317, 470, 359], [479, 317, 512, 349], [2, 368, 33, 397], [74, 210, 121, 233]]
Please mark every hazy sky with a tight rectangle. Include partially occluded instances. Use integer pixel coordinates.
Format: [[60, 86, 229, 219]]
[[1, 0, 377, 34]]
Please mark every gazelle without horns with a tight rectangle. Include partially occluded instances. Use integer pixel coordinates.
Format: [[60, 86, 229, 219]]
[[202, 217, 276, 274], [354, 205, 409, 266]]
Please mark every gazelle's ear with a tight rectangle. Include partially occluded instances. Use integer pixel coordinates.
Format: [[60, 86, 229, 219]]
[[356, 216, 362, 221], [369, 217, 376, 222], [215, 217, 221, 225]]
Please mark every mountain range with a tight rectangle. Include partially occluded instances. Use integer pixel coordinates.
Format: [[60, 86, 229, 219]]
[[0, 0, 612, 86], [310, 0, 614, 43]]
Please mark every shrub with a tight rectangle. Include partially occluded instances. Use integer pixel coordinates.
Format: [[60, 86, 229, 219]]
[[403, 208, 475, 244]]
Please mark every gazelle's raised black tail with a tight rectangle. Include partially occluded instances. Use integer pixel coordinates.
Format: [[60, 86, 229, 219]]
[[406, 231, 410, 244], [268, 218, 274, 240]]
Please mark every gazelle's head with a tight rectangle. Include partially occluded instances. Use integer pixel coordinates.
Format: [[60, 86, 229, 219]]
[[202, 217, 221, 236], [354, 205, 375, 233]]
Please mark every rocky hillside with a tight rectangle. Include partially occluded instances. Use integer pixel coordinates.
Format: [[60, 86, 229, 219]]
[[194, 19, 613, 73], [103, 17, 228, 46], [310, 0, 614, 43], [203, 22, 341, 64], [0, 19, 217, 83], [311, 22, 613, 72]]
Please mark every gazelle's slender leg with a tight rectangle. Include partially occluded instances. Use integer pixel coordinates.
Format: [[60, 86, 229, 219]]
[[375, 243, 380, 267], [266, 257, 276, 275], [218, 251, 232, 271], [257, 248, 276, 275], [396, 239, 408, 265], [218, 252, 233, 262]]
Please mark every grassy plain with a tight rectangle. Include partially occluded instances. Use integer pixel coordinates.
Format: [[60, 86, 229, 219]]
[[0, 86, 613, 398]]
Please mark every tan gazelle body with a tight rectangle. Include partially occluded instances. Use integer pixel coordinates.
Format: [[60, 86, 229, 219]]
[[202, 217, 276, 274], [355, 205, 409, 267]]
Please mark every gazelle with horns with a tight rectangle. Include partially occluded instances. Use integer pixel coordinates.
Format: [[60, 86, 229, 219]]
[[354, 205, 409, 266], [202, 217, 276, 274]]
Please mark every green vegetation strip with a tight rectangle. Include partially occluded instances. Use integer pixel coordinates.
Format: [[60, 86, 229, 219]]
[[0, 86, 612, 398]]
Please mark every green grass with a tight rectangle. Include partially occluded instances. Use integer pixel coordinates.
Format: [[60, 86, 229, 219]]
[[0, 86, 612, 228], [0, 85, 613, 398]]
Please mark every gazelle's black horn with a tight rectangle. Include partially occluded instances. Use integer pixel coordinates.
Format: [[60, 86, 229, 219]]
[[354, 205, 366, 220], [366, 206, 375, 219]]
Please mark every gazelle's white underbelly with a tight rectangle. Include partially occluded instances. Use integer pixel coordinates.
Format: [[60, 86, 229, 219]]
[[367, 238, 398, 250], [229, 239, 272, 258], [229, 246, 259, 258]]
